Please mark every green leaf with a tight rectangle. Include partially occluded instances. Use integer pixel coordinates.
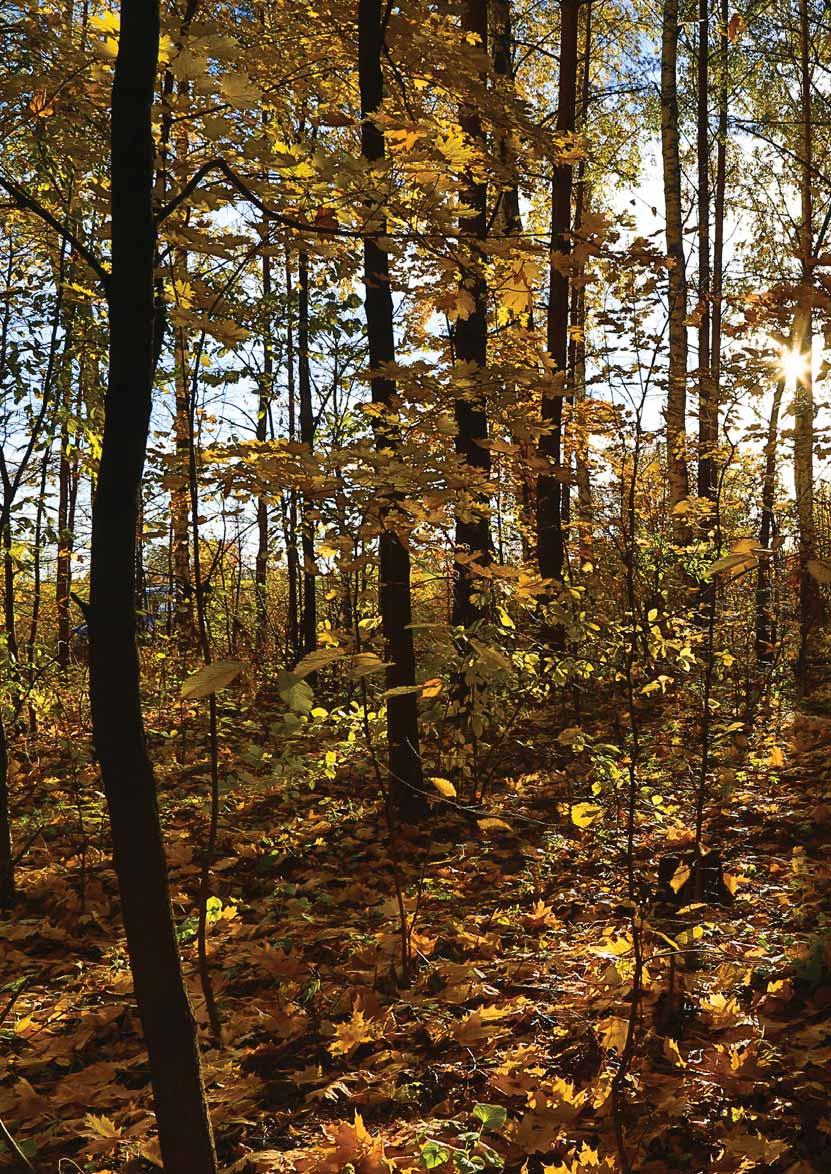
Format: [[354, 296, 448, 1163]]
[[180, 659, 243, 699], [278, 670, 314, 714], [472, 1103, 507, 1132], [421, 1140, 452, 1169]]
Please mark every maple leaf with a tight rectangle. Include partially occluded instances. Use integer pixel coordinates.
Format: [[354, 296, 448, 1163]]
[[299, 1113, 393, 1173], [329, 1008, 378, 1057], [83, 1112, 122, 1141]]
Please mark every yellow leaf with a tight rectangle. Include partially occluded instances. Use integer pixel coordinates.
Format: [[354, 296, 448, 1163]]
[[221, 71, 260, 107], [329, 1008, 377, 1057], [663, 1037, 686, 1067], [430, 777, 457, 798], [570, 802, 603, 828], [768, 746, 785, 767], [704, 551, 757, 578], [669, 861, 691, 893], [421, 677, 443, 699], [83, 1113, 122, 1139], [598, 1015, 629, 1052], [181, 659, 244, 699], [497, 260, 542, 317], [477, 817, 512, 834]]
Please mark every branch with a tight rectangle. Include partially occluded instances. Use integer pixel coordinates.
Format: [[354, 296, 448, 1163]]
[[0, 173, 110, 288], [155, 157, 362, 237]]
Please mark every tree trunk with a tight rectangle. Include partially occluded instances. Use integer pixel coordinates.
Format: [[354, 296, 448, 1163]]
[[567, 0, 593, 563], [452, 0, 491, 632], [0, 711, 12, 909], [88, 0, 217, 1167], [536, 0, 579, 641], [661, 0, 691, 542], [696, 0, 717, 505], [710, 0, 727, 431], [255, 247, 272, 655], [172, 322, 196, 647], [756, 375, 785, 663], [285, 250, 300, 663], [298, 251, 317, 660], [358, 0, 427, 823], [795, 0, 821, 690]]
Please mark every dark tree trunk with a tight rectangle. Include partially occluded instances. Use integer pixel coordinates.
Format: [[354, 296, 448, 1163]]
[[696, 0, 717, 504], [452, 0, 491, 632], [358, 0, 427, 823], [285, 251, 301, 663], [795, 0, 822, 689], [536, 0, 579, 641], [298, 251, 317, 661], [661, 0, 691, 542], [711, 0, 728, 454], [88, 0, 217, 1168], [565, 0, 593, 562], [255, 248, 272, 655], [0, 712, 12, 910], [756, 376, 785, 663]]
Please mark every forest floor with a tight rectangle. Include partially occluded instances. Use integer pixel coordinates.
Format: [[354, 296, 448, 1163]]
[[3, 687, 831, 1173]]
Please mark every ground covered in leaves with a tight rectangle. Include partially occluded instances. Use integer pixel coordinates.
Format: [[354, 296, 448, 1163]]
[[3, 692, 831, 1173]]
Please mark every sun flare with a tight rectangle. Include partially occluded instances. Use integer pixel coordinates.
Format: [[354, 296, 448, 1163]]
[[778, 345, 810, 384]]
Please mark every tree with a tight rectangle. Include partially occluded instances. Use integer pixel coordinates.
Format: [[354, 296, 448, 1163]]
[[793, 0, 822, 688], [661, 0, 692, 543], [87, 0, 216, 1167], [358, 0, 427, 822], [452, 0, 491, 633], [537, 0, 580, 643]]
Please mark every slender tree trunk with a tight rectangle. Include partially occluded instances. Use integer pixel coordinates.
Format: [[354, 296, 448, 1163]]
[[172, 320, 196, 647], [0, 710, 10, 909], [56, 295, 77, 673], [696, 0, 717, 505], [491, 0, 537, 560], [255, 248, 272, 655], [537, 0, 578, 642], [358, 0, 427, 822], [661, 0, 691, 541], [566, 0, 593, 563], [452, 0, 491, 632], [795, 0, 821, 690], [710, 0, 727, 424], [298, 251, 317, 660], [756, 376, 785, 663], [26, 444, 51, 686], [285, 251, 300, 663], [491, 0, 522, 237], [88, 0, 217, 1166]]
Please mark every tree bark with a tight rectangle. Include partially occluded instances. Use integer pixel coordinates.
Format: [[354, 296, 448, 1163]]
[[696, 0, 717, 505], [661, 0, 691, 542], [452, 0, 491, 632], [537, 0, 579, 640], [255, 247, 272, 655], [88, 0, 217, 1167], [566, 0, 593, 563], [298, 251, 317, 660], [358, 0, 427, 823], [795, 0, 821, 690], [285, 250, 300, 663], [756, 375, 785, 663], [710, 0, 727, 435]]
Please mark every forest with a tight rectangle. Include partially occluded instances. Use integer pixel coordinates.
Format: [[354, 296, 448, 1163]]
[[2, 0, 831, 1168]]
